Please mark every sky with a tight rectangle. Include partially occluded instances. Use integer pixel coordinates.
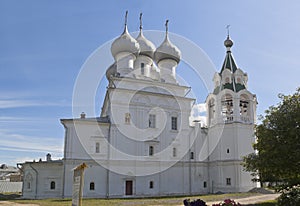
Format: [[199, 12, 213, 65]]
[[1, 0, 300, 166]]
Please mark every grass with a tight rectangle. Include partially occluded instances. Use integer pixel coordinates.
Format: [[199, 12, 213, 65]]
[[2, 193, 277, 206]]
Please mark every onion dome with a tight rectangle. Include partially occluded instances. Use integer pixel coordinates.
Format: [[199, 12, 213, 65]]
[[154, 20, 181, 64], [106, 63, 117, 80], [136, 13, 156, 58], [111, 11, 140, 60]]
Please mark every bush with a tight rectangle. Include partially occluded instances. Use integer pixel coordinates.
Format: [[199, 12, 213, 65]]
[[183, 198, 207, 206], [212, 199, 241, 206], [277, 184, 300, 206]]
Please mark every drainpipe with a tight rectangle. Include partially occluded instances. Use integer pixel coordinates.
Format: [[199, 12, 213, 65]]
[[106, 117, 111, 198], [29, 163, 38, 199], [61, 122, 68, 199]]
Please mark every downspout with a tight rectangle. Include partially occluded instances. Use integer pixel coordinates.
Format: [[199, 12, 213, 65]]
[[106, 117, 111, 198], [105, 85, 112, 198], [188, 130, 192, 195], [29, 163, 38, 199], [61, 122, 68, 198]]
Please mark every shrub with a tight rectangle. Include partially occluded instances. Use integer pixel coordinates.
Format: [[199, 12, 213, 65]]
[[183, 198, 207, 206], [277, 184, 300, 206], [212, 199, 241, 206]]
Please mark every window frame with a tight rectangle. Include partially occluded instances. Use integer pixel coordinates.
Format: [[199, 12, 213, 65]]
[[149, 146, 154, 156], [141, 63, 145, 75], [50, 181, 55, 190], [149, 114, 156, 128], [171, 116, 178, 131], [95, 142, 100, 153], [90, 182, 95, 190], [226, 178, 231, 186], [149, 181, 154, 189]]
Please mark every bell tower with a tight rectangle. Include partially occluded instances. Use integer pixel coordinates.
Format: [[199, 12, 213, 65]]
[[206, 34, 257, 193]]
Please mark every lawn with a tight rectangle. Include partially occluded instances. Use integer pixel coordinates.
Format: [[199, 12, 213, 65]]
[[7, 193, 277, 206]]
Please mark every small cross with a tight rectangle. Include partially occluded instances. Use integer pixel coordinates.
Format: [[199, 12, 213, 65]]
[[226, 25, 230, 36]]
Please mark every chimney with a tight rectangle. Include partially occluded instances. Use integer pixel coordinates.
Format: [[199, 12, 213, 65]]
[[80, 112, 86, 119], [46, 153, 52, 161]]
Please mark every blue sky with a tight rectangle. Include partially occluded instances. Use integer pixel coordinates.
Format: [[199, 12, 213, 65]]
[[1, 1, 300, 166]]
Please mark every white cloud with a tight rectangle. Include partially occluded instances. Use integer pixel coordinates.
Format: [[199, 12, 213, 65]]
[[0, 131, 63, 155], [0, 99, 69, 109], [190, 103, 207, 126]]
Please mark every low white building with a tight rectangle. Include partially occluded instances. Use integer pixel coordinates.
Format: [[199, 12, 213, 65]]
[[21, 14, 257, 199]]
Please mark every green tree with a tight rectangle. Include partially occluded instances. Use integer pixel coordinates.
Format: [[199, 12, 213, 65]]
[[243, 88, 300, 187]]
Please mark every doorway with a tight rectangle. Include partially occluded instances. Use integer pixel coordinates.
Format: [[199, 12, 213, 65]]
[[125, 180, 133, 195]]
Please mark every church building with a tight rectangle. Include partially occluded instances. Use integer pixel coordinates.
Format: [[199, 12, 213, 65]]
[[20, 13, 257, 199]]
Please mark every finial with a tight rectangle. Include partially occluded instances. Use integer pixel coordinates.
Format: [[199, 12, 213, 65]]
[[122, 10, 128, 34], [165, 19, 169, 34], [226, 25, 230, 37], [224, 25, 233, 51], [139, 13, 143, 31], [125, 10, 128, 27]]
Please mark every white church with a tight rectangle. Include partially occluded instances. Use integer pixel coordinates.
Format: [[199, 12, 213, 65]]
[[20, 13, 257, 199]]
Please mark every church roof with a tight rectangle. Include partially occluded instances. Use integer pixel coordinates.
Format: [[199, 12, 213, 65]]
[[60, 116, 110, 123]]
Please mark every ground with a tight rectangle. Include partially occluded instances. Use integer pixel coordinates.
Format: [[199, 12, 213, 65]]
[[0, 193, 279, 206]]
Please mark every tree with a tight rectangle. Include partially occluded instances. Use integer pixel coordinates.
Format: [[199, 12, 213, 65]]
[[243, 88, 300, 187]]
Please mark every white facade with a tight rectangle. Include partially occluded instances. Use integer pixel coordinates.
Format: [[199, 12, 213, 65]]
[[21, 15, 257, 199]]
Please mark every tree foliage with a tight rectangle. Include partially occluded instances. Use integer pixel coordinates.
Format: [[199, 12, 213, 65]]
[[243, 88, 300, 187]]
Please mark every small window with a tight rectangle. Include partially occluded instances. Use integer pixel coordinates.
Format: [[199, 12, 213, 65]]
[[95, 142, 100, 153], [190, 152, 194, 159], [141, 63, 145, 75], [149, 114, 156, 128], [27, 182, 31, 189], [125, 113, 131, 124], [149, 181, 154, 189], [226, 178, 231, 186], [90, 182, 95, 190], [203, 181, 207, 188], [50, 181, 55, 190], [225, 77, 230, 83], [173, 147, 177, 157], [227, 148, 230, 154], [171, 117, 177, 130], [149, 146, 154, 156]]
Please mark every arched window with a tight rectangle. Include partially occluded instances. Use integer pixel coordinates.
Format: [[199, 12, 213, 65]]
[[149, 146, 154, 156], [221, 94, 233, 122], [209, 98, 215, 122], [190, 152, 194, 160], [149, 181, 154, 189], [95, 142, 100, 153], [240, 94, 250, 122], [141, 63, 145, 75], [125, 113, 131, 124], [27, 182, 31, 189], [90, 182, 95, 190], [173, 147, 177, 157], [50, 181, 55, 190]]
